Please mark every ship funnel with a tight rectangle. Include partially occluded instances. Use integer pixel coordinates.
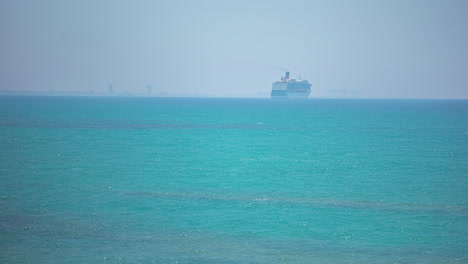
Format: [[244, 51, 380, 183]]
[[285, 72, 290, 80]]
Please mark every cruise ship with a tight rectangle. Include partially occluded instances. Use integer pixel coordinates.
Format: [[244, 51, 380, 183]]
[[271, 72, 311, 99]]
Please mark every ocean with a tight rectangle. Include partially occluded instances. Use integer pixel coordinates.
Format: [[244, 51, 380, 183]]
[[0, 96, 467, 263]]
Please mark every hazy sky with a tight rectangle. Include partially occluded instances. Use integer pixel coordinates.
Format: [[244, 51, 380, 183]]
[[1, 0, 467, 98]]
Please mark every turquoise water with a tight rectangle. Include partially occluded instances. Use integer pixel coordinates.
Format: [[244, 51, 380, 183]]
[[1, 97, 467, 263]]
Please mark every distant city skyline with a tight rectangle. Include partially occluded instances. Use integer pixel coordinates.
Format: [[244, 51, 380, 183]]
[[1, 0, 467, 99]]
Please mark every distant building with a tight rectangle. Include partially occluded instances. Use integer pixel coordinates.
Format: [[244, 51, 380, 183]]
[[108, 84, 113, 94], [147, 85, 152, 95]]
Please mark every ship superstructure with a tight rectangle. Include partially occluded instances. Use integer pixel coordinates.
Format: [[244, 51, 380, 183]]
[[271, 72, 311, 99]]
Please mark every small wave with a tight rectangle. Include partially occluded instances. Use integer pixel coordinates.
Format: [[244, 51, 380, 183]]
[[125, 192, 468, 215]]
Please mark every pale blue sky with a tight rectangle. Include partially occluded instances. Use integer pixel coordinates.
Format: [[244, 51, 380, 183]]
[[1, 0, 467, 98]]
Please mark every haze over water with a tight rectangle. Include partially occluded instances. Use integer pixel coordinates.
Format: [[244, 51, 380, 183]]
[[1, 0, 467, 98], [1, 96, 467, 263]]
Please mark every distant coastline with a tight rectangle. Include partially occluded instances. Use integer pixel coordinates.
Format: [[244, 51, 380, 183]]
[[0, 89, 466, 99], [0, 90, 249, 98]]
